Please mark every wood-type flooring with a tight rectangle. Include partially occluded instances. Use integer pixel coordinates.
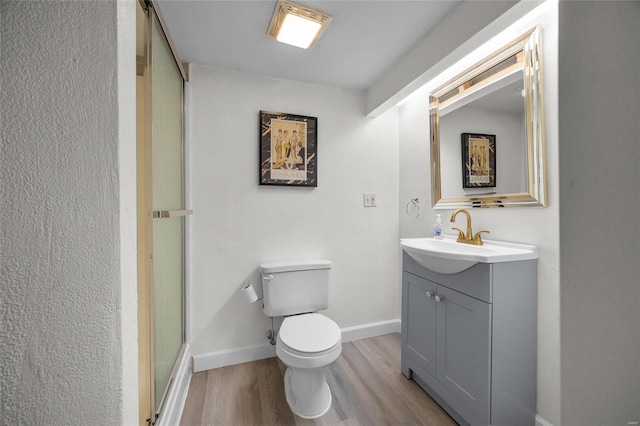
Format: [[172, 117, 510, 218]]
[[180, 333, 456, 426]]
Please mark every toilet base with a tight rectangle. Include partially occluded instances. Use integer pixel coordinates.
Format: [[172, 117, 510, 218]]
[[284, 367, 332, 419]]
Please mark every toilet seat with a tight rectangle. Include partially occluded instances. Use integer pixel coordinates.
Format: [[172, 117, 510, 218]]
[[279, 313, 341, 354], [279, 339, 341, 358], [276, 313, 342, 370]]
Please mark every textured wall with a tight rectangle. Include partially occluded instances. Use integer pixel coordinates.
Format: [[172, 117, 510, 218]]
[[1, 2, 124, 424], [399, 4, 561, 424], [187, 65, 400, 356], [559, 2, 640, 424]]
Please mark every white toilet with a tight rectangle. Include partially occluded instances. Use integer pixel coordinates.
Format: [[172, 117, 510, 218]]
[[260, 259, 342, 419]]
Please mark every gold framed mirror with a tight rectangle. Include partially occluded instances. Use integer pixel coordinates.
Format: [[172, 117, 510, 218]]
[[430, 26, 547, 208]]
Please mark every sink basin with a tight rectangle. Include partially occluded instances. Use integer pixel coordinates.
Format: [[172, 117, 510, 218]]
[[400, 235, 538, 274]]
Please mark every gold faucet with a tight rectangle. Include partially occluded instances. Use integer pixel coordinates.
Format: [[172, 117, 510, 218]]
[[450, 209, 490, 246]]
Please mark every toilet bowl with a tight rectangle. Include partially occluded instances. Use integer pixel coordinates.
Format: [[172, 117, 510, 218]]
[[276, 313, 342, 419]]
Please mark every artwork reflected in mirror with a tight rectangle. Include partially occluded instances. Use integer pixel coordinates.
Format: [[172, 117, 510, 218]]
[[462, 133, 496, 188], [430, 26, 547, 208]]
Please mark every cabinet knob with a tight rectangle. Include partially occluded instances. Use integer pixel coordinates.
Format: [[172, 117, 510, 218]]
[[434, 295, 444, 303], [426, 291, 433, 298]]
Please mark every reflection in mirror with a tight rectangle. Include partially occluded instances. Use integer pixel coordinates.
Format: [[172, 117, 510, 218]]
[[430, 26, 547, 208]]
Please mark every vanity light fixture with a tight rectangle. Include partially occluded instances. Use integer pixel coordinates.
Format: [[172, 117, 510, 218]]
[[267, 0, 332, 49]]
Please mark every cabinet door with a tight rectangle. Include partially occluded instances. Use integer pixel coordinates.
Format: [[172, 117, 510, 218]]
[[404, 273, 437, 378], [436, 285, 492, 424]]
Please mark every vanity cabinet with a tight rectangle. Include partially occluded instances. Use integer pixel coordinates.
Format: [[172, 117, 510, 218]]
[[401, 252, 537, 426]]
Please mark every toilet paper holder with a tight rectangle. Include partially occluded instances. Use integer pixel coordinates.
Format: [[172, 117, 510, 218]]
[[240, 281, 277, 345], [241, 281, 261, 304]]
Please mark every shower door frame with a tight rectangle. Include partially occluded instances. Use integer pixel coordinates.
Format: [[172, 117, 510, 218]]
[[137, 1, 189, 425]]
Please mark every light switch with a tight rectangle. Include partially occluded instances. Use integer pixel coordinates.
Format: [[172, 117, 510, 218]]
[[363, 192, 377, 207]]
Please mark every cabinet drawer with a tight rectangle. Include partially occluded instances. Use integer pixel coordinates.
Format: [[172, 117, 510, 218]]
[[403, 252, 492, 303]]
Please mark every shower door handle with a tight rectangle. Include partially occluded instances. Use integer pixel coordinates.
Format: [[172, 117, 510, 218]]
[[152, 209, 193, 219]]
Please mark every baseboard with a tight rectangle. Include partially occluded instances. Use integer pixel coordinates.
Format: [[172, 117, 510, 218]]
[[192, 318, 402, 373], [193, 341, 277, 372], [536, 414, 554, 426], [341, 318, 401, 343], [156, 344, 192, 426]]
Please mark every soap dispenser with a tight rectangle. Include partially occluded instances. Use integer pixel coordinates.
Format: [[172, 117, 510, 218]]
[[433, 214, 444, 239]]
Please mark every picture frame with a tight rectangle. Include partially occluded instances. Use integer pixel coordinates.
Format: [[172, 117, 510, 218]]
[[259, 110, 317, 187], [461, 133, 496, 188]]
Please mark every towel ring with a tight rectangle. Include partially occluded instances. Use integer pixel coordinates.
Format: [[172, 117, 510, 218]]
[[406, 198, 421, 220]]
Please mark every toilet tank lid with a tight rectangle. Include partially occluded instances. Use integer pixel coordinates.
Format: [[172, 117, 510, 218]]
[[260, 259, 332, 274]]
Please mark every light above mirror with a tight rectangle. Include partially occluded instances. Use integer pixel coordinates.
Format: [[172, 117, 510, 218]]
[[430, 26, 547, 208]]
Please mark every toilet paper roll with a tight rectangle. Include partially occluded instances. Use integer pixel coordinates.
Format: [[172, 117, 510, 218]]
[[241, 282, 259, 303]]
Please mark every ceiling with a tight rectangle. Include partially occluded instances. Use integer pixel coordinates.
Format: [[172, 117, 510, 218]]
[[155, 0, 463, 90]]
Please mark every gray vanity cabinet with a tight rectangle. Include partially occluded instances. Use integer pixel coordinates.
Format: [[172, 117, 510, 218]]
[[401, 252, 537, 426]]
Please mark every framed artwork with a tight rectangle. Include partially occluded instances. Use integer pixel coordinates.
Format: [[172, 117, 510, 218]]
[[461, 133, 496, 188], [259, 110, 317, 187]]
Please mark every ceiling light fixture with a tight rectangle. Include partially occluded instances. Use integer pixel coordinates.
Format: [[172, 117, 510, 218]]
[[267, 0, 332, 49]]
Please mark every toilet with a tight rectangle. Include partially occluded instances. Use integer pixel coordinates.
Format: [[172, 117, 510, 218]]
[[260, 259, 342, 419]]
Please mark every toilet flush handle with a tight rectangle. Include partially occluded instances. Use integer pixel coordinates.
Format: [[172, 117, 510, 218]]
[[263, 274, 274, 281]]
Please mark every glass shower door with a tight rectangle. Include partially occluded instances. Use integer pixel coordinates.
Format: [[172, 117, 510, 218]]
[[151, 14, 186, 413]]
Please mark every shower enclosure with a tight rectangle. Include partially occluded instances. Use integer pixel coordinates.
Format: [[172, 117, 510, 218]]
[[136, 1, 189, 424]]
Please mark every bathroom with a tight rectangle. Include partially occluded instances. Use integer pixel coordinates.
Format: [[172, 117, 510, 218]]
[[180, 0, 638, 424], [2, 1, 638, 426]]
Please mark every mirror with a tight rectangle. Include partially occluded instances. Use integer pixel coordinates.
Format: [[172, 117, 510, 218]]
[[430, 26, 547, 208]]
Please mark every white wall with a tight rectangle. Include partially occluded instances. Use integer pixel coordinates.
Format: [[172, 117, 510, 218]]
[[366, 1, 523, 116], [399, 4, 560, 425], [558, 2, 640, 424], [187, 65, 400, 358], [1, 1, 138, 424], [117, 1, 140, 424]]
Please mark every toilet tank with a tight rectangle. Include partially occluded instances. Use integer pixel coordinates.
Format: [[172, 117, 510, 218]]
[[260, 259, 331, 317]]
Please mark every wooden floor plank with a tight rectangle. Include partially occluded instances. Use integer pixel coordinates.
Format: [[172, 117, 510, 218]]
[[342, 342, 422, 424], [335, 346, 394, 425], [351, 336, 456, 425], [322, 357, 367, 424], [179, 367, 208, 426], [180, 333, 456, 426], [255, 358, 296, 426]]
